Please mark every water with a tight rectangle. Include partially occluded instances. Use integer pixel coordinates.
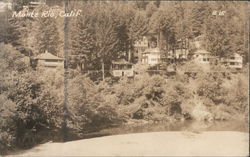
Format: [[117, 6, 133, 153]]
[[82, 120, 248, 139]]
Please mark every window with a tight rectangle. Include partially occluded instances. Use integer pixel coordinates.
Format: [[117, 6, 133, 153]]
[[127, 65, 132, 69], [230, 62, 235, 65]]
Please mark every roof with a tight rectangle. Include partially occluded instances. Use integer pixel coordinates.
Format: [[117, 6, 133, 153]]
[[112, 59, 132, 65], [36, 52, 64, 60], [232, 53, 242, 58], [194, 49, 210, 54]]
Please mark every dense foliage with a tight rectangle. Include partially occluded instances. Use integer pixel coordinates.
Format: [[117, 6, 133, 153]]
[[0, 1, 248, 155], [2, 1, 247, 68]]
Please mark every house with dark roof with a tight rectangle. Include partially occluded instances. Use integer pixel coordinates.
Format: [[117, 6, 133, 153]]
[[35, 51, 64, 69]]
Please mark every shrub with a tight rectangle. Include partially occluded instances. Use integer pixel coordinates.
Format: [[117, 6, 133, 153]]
[[7, 71, 64, 148], [223, 73, 248, 113], [196, 72, 226, 104], [0, 95, 16, 155], [67, 75, 121, 136]]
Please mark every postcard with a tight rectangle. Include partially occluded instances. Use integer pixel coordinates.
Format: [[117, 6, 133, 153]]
[[0, 0, 249, 156]]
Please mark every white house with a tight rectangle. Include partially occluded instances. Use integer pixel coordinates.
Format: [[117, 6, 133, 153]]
[[111, 59, 134, 77], [134, 36, 149, 63], [35, 51, 64, 68], [192, 49, 211, 64], [141, 48, 161, 66], [221, 53, 243, 69]]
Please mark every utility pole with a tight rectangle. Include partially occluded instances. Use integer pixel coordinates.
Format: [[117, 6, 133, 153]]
[[63, 0, 69, 142], [101, 58, 105, 81]]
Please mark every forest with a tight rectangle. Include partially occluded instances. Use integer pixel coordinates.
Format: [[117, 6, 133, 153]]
[[0, 0, 249, 155]]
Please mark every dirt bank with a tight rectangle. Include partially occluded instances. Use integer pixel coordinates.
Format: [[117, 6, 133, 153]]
[[10, 131, 249, 156]]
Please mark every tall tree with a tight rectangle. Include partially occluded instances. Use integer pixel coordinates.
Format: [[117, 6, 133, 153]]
[[70, 4, 96, 71], [36, 6, 60, 56], [190, 1, 212, 38]]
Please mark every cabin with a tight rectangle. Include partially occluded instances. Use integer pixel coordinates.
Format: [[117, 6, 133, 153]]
[[192, 49, 211, 64], [111, 59, 134, 77], [35, 51, 64, 69], [221, 53, 243, 69], [141, 48, 161, 66]]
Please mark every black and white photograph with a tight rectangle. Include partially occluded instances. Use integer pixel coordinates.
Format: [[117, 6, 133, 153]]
[[0, 0, 249, 156]]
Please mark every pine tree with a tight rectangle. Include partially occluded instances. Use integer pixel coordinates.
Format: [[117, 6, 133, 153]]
[[190, 1, 212, 38], [36, 16, 60, 56], [70, 16, 94, 70]]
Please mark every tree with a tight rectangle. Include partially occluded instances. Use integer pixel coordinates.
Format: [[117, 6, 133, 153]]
[[127, 11, 148, 43], [190, 1, 212, 37], [0, 94, 17, 155], [149, 4, 176, 57], [7, 70, 64, 148], [205, 2, 247, 58], [36, 7, 60, 56], [70, 15, 95, 71], [87, 5, 122, 80], [0, 43, 29, 93], [145, 2, 157, 18], [67, 75, 120, 135]]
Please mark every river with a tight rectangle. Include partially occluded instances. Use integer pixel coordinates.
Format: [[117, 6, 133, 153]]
[[81, 119, 248, 139]]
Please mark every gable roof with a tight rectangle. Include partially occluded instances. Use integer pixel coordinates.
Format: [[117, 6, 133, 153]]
[[36, 52, 64, 60], [232, 53, 242, 58]]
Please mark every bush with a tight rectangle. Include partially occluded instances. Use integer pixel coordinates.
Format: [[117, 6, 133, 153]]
[[223, 74, 248, 113], [7, 71, 64, 148], [67, 75, 121, 136], [0, 95, 16, 155]]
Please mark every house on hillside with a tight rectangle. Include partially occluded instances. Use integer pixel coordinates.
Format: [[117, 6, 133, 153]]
[[29, 0, 46, 9], [34, 51, 64, 69], [192, 49, 211, 64], [133, 36, 149, 63], [141, 48, 161, 66], [167, 49, 189, 60], [0, 1, 12, 12], [221, 53, 243, 69], [110, 59, 134, 77]]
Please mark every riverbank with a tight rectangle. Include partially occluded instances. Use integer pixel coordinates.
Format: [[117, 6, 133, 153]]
[[10, 131, 249, 156]]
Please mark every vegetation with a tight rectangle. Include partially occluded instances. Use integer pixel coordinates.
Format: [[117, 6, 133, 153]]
[[0, 1, 248, 155]]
